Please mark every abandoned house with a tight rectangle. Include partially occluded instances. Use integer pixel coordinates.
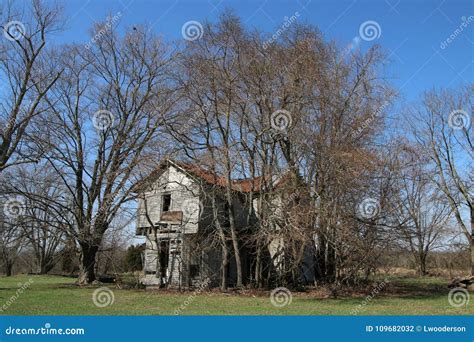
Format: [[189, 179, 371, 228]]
[[135, 159, 316, 289], [135, 160, 257, 288]]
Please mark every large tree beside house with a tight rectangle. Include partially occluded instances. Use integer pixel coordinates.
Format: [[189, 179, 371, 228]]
[[30, 24, 176, 284], [169, 13, 397, 287]]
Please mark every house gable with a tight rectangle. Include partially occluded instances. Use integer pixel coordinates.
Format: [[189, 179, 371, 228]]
[[136, 162, 201, 235]]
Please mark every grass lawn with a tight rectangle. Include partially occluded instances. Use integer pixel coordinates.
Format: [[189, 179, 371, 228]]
[[0, 274, 472, 315]]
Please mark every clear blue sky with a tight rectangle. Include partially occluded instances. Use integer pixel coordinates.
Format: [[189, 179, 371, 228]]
[[47, 0, 472, 101]]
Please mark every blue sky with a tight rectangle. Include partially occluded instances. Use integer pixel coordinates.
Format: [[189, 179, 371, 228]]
[[45, 0, 474, 102]]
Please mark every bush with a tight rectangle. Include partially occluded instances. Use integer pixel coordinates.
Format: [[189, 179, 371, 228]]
[[124, 244, 144, 272]]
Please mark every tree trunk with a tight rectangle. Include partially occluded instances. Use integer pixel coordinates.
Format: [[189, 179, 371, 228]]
[[471, 209, 474, 276], [211, 194, 229, 291], [255, 246, 262, 288], [225, 190, 243, 288], [78, 243, 99, 284], [415, 248, 427, 276], [229, 225, 242, 287], [419, 254, 427, 276], [221, 245, 229, 291], [315, 231, 336, 282], [40, 261, 54, 274], [471, 234, 474, 276], [5, 262, 13, 277]]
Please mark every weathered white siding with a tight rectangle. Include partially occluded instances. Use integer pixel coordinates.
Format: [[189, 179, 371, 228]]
[[137, 161, 260, 288], [137, 164, 203, 287], [136, 165, 200, 233]]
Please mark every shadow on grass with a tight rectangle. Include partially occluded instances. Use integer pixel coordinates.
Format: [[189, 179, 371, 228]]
[[383, 277, 448, 299]]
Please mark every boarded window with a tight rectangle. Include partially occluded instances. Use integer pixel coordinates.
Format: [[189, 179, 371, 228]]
[[162, 194, 171, 212]]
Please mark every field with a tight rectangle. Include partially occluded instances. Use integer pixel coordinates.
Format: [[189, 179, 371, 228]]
[[0, 275, 472, 315]]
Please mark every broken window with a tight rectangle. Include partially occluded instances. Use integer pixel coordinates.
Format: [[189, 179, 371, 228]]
[[162, 194, 171, 212]]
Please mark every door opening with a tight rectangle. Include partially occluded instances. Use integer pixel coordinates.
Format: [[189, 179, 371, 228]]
[[159, 240, 170, 285]]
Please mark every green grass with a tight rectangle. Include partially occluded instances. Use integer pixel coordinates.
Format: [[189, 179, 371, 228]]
[[0, 274, 472, 315]]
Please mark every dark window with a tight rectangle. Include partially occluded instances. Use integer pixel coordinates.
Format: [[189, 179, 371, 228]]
[[190, 264, 200, 278], [162, 194, 171, 212]]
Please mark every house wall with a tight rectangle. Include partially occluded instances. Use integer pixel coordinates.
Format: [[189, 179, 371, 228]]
[[196, 188, 257, 287], [138, 164, 201, 287], [137, 163, 258, 288], [252, 193, 316, 283], [136, 165, 200, 234]]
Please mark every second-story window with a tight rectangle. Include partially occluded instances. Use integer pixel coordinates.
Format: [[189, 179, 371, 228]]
[[162, 194, 171, 212]]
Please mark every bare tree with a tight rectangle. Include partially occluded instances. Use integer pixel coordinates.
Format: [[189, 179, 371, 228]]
[[34, 24, 176, 284], [393, 146, 451, 275], [6, 164, 68, 274], [243, 23, 395, 285], [410, 85, 473, 274], [0, 199, 27, 276], [167, 13, 397, 289], [0, 0, 62, 172], [171, 15, 251, 288]]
